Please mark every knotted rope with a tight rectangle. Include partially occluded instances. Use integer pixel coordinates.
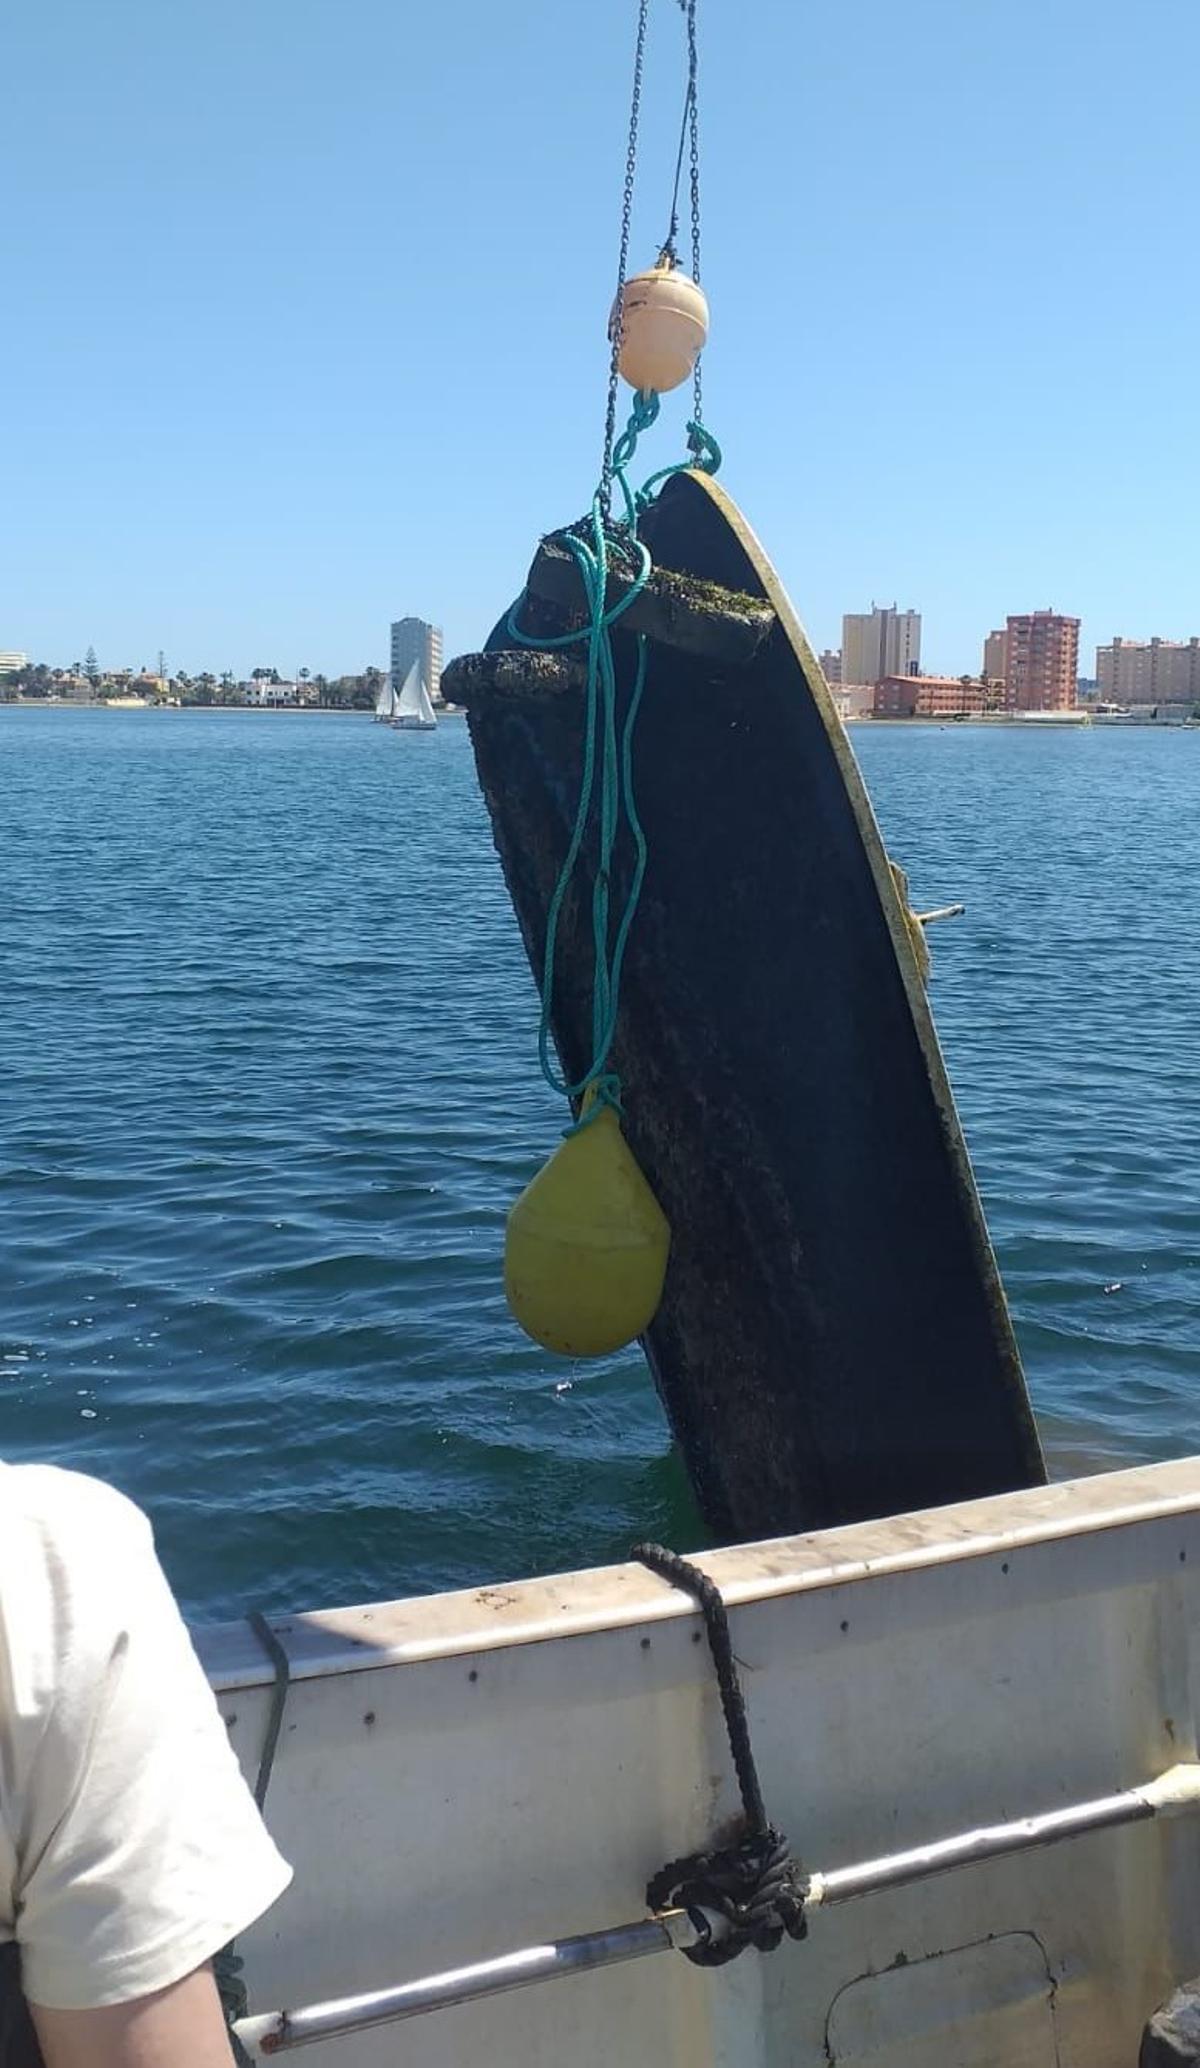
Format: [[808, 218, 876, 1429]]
[[634, 1543, 808, 1966]]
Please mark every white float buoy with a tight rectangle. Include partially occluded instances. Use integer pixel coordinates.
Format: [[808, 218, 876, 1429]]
[[610, 253, 709, 394]]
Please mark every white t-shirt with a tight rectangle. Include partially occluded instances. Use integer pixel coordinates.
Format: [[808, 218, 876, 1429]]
[[0, 1463, 291, 2010]]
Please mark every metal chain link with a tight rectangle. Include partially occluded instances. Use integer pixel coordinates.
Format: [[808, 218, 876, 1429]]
[[602, 0, 706, 497], [685, 0, 704, 430], [601, 0, 650, 510]]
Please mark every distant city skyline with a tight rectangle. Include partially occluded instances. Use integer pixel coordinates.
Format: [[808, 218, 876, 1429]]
[[9, 611, 1200, 702], [5, 0, 1197, 684]]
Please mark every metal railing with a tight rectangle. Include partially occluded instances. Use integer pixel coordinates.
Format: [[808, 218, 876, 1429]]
[[235, 1761, 1200, 2055]]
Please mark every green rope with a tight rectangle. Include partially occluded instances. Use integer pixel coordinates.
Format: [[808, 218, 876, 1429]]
[[507, 392, 718, 1132], [507, 513, 648, 1126], [637, 417, 722, 509]]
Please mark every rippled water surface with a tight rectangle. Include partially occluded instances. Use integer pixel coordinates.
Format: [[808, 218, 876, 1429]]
[[3, 709, 1199, 1620]]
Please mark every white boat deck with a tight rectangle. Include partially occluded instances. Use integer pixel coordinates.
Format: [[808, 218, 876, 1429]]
[[198, 1457, 1200, 2065]]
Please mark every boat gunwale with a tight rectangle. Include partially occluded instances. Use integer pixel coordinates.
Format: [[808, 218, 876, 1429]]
[[196, 1455, 1200, 1692]]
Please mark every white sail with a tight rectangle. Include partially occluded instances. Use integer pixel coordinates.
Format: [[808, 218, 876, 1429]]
[[394, 662, 422, 719], [374, 678, 398, 721], [392, 660, 438, 730], [414, 673, 438, 727]]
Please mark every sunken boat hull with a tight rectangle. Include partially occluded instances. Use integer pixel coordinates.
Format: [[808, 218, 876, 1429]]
[[450, 470, 1045, 1542]]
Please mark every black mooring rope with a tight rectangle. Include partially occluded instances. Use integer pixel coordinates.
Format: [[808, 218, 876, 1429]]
[[247, 1607, 292, 1811], [633, 1543, 808, 1967], [217, 1611, 292, 2060]]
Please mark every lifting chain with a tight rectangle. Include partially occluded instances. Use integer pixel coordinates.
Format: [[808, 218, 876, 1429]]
[[601, 0, 650, 509], [601, 0, 707, 506], [683, 0, 704, 431]]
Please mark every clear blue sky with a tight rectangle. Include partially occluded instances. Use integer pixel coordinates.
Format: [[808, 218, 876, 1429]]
[[5, 0, 1197, 679]]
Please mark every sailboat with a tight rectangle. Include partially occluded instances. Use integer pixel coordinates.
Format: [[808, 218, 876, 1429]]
[[391, 660, 438, 731], [373, 676, 398, 723]]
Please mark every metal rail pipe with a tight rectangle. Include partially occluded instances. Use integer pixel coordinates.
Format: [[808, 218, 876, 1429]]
[[235, 1762, 1200, 2055], [237, 1911, 702, 2055]]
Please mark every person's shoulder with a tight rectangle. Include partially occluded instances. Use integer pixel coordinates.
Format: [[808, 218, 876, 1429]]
[[0, 1463, 152, 1564], [0, 1464, 196, 1823], [0, 1465, 160, 1689]]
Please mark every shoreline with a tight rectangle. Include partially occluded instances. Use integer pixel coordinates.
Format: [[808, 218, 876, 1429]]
[[4, 701, 1190, 733], [0, 700, 465, 717], [846, 714, 1199, 731]]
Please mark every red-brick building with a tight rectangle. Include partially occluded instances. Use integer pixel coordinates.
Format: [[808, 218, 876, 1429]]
[[1005, 613, 1080, 711], [874, 674, 988, 719]]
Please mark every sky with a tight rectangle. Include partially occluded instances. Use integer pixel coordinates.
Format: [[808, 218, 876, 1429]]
[[4, 0, 1198, 680]]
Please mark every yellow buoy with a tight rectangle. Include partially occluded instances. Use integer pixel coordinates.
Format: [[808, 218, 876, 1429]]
[[611, 254, 709, 394], [505, 1095, 670, 1358]]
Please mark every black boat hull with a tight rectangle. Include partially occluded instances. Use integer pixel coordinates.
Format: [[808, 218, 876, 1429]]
[[461, 470, 1045, 1542]]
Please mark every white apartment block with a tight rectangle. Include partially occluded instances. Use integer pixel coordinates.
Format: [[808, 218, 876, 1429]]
[[390, 618, 443, 702], [842, 605, 921, 686]]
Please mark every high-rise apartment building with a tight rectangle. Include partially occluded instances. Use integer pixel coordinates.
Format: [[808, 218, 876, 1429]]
[[818, 648, 843, 684], [1005, 612, 1079, 711], [1097, 637, 1200, 706], [390, 618, 443, 703], [841, 604, 920, 686], [982, 629, 1007, 683]]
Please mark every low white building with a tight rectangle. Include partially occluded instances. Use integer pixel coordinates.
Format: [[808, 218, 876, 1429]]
[[835, 683, 876, 722], [0, 650, 27, 675], [240, 679, 316, 707]]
